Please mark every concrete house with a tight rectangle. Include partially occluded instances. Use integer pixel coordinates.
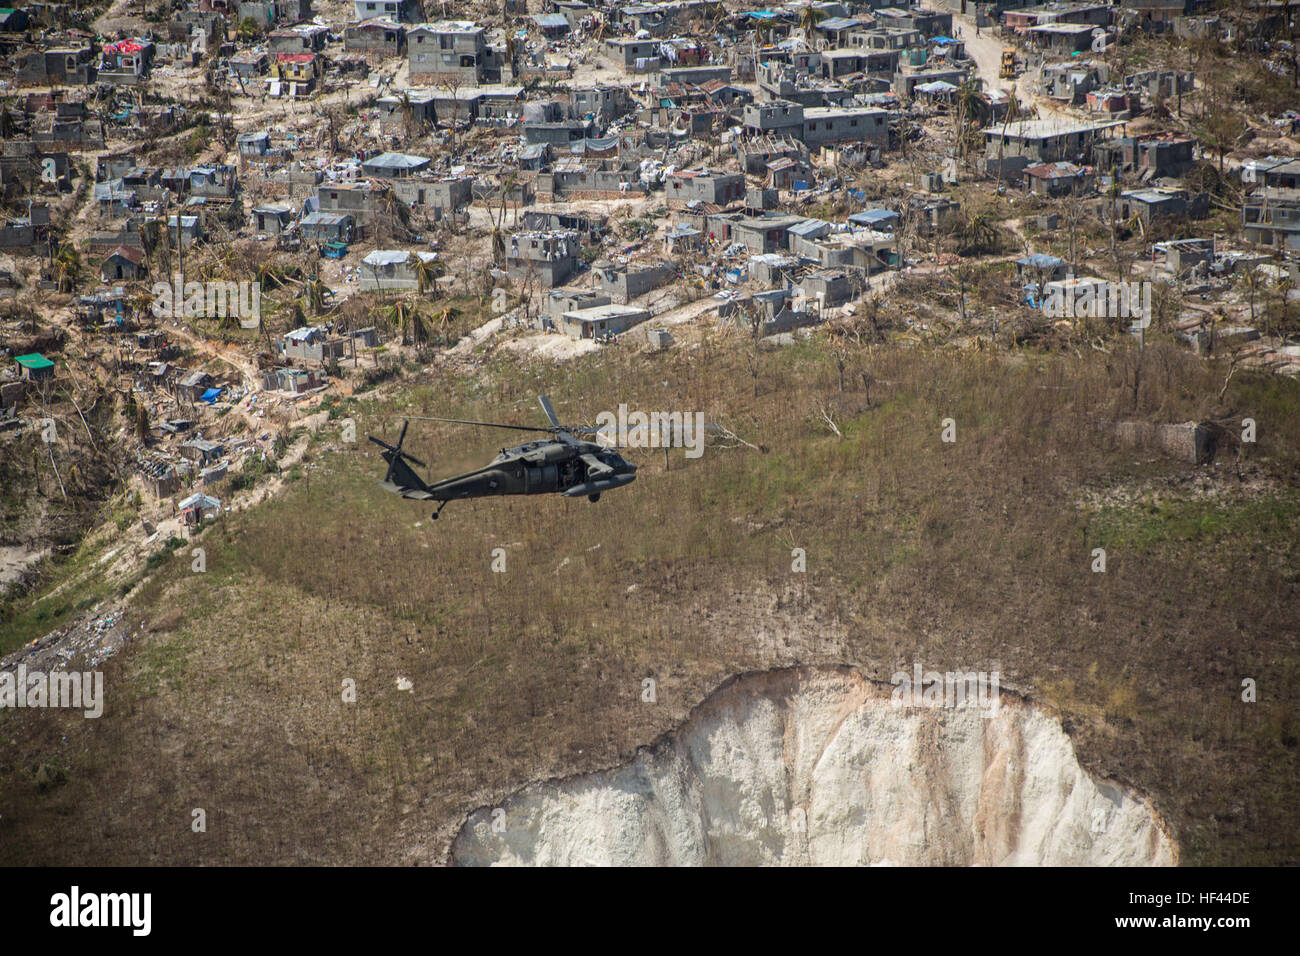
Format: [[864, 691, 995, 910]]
[[603, 37, 659, 71], [377, 90, 437, 130], [1039, 60, 1105, 104], [1093, 135, 1195, 178], [270, 52, 321, 96], [1116, 187, 1208, 224], [664, 169, 745, 208], [558, 303, 652, 340], [799, 269, 855, 309], [596, 261, 676, 304], [361, 152, 470, 212], [229, 49, 270, 78], [267, 23, 329, 54], [358, 249, 440, 291], [1023, 161, 1094, 197], [252, 204, 293, 235], [281, 326, 348, 364], [874, 5, 952, 36], [571, 86, 632, 121], [188, 165, 237, 199], [545, 288, 612, 321], [523, 119, 594, 146], [409, 21, 499, 85], [100, 245, 146, 281], [796, 228, 897, 274], [709, 214, 806, 254], [237, 131, 270, 157], [315, 181, 391, 237], [345, 18, 407, 56], [353, 0, 422, 23], [658, 65, 730, 88], [1026, 22, 1104, 53], [239, 0, 313, 29], [17, 46, 96, 86], [361, 151, 431, 179], [984, 118, 1127, 176], [180, 437, 224, 464], [505, 231, 581, 287], [300, 211, 354, 243], [742, 100, 806, 139], [801, 106, 889, 148], [98, 38, 155, 85], [1242, 159, 1300, 251]]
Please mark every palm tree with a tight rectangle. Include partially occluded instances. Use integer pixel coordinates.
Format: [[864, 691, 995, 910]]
[[409, 253, 438, 296], [505, 33, 521, 78], [386, 299, 427, 347], [54, 245, 82, 294], [996, 92, 1021, 189], [489, 181, 514, 266], [954, 209, 998, 256], [305, 276, 329, 316], [799, 6, 827, 44], [433, 305, 454, 346], [954, 81, 983, 168], [288, 298, 306, 330]]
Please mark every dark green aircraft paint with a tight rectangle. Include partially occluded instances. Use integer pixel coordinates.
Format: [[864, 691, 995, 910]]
[[369, 396, 637, 519]]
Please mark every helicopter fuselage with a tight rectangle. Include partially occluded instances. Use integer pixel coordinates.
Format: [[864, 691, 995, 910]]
[[422, 439, 636, 501]]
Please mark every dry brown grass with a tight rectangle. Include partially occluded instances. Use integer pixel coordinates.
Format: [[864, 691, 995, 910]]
[[1, 333, 1297, 864]]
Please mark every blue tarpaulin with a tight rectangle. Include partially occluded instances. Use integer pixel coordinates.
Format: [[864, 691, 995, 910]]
[[200, 387, 223, 404]]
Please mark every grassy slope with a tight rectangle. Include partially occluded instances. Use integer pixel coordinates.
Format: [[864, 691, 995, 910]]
[[0, 334, 1297, 864]]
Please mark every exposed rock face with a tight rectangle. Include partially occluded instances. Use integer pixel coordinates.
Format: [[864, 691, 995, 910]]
[[453, 667, 1177, 866]]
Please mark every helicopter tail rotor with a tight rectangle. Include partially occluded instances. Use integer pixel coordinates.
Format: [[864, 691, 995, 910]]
[[369, 420, 429, 490]]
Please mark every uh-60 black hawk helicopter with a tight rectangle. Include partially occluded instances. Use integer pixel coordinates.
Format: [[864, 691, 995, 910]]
[[369, 396, 638, 519]]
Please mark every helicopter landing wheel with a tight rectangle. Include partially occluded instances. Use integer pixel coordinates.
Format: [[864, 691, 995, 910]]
[[588, 493, 600, 503]]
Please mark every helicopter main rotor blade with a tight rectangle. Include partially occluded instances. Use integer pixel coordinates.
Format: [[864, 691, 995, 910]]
[[538, 395, 561, 428], [537, 396, 582, 443], [402, 415, 556, 434]]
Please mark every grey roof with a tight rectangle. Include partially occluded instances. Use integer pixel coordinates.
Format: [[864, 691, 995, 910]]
[[363, 151, 431, 171], [178, 492, 220, 510], [817, 17, 862, 31], [301, 211, 351, 226], [1122, 188, 1179, 203], [285, 326, 326, 342], [1017, 253, 1065, 269], [362, 249, 438, 266], [787, 218, 829, 238], [849, 208, 898, 225]]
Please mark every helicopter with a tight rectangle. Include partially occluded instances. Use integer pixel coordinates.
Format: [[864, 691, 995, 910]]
[[369, 396, 639, 519]]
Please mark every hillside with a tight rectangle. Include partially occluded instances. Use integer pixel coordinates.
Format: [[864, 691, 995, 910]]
[[1, 332, 1296, 865]]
